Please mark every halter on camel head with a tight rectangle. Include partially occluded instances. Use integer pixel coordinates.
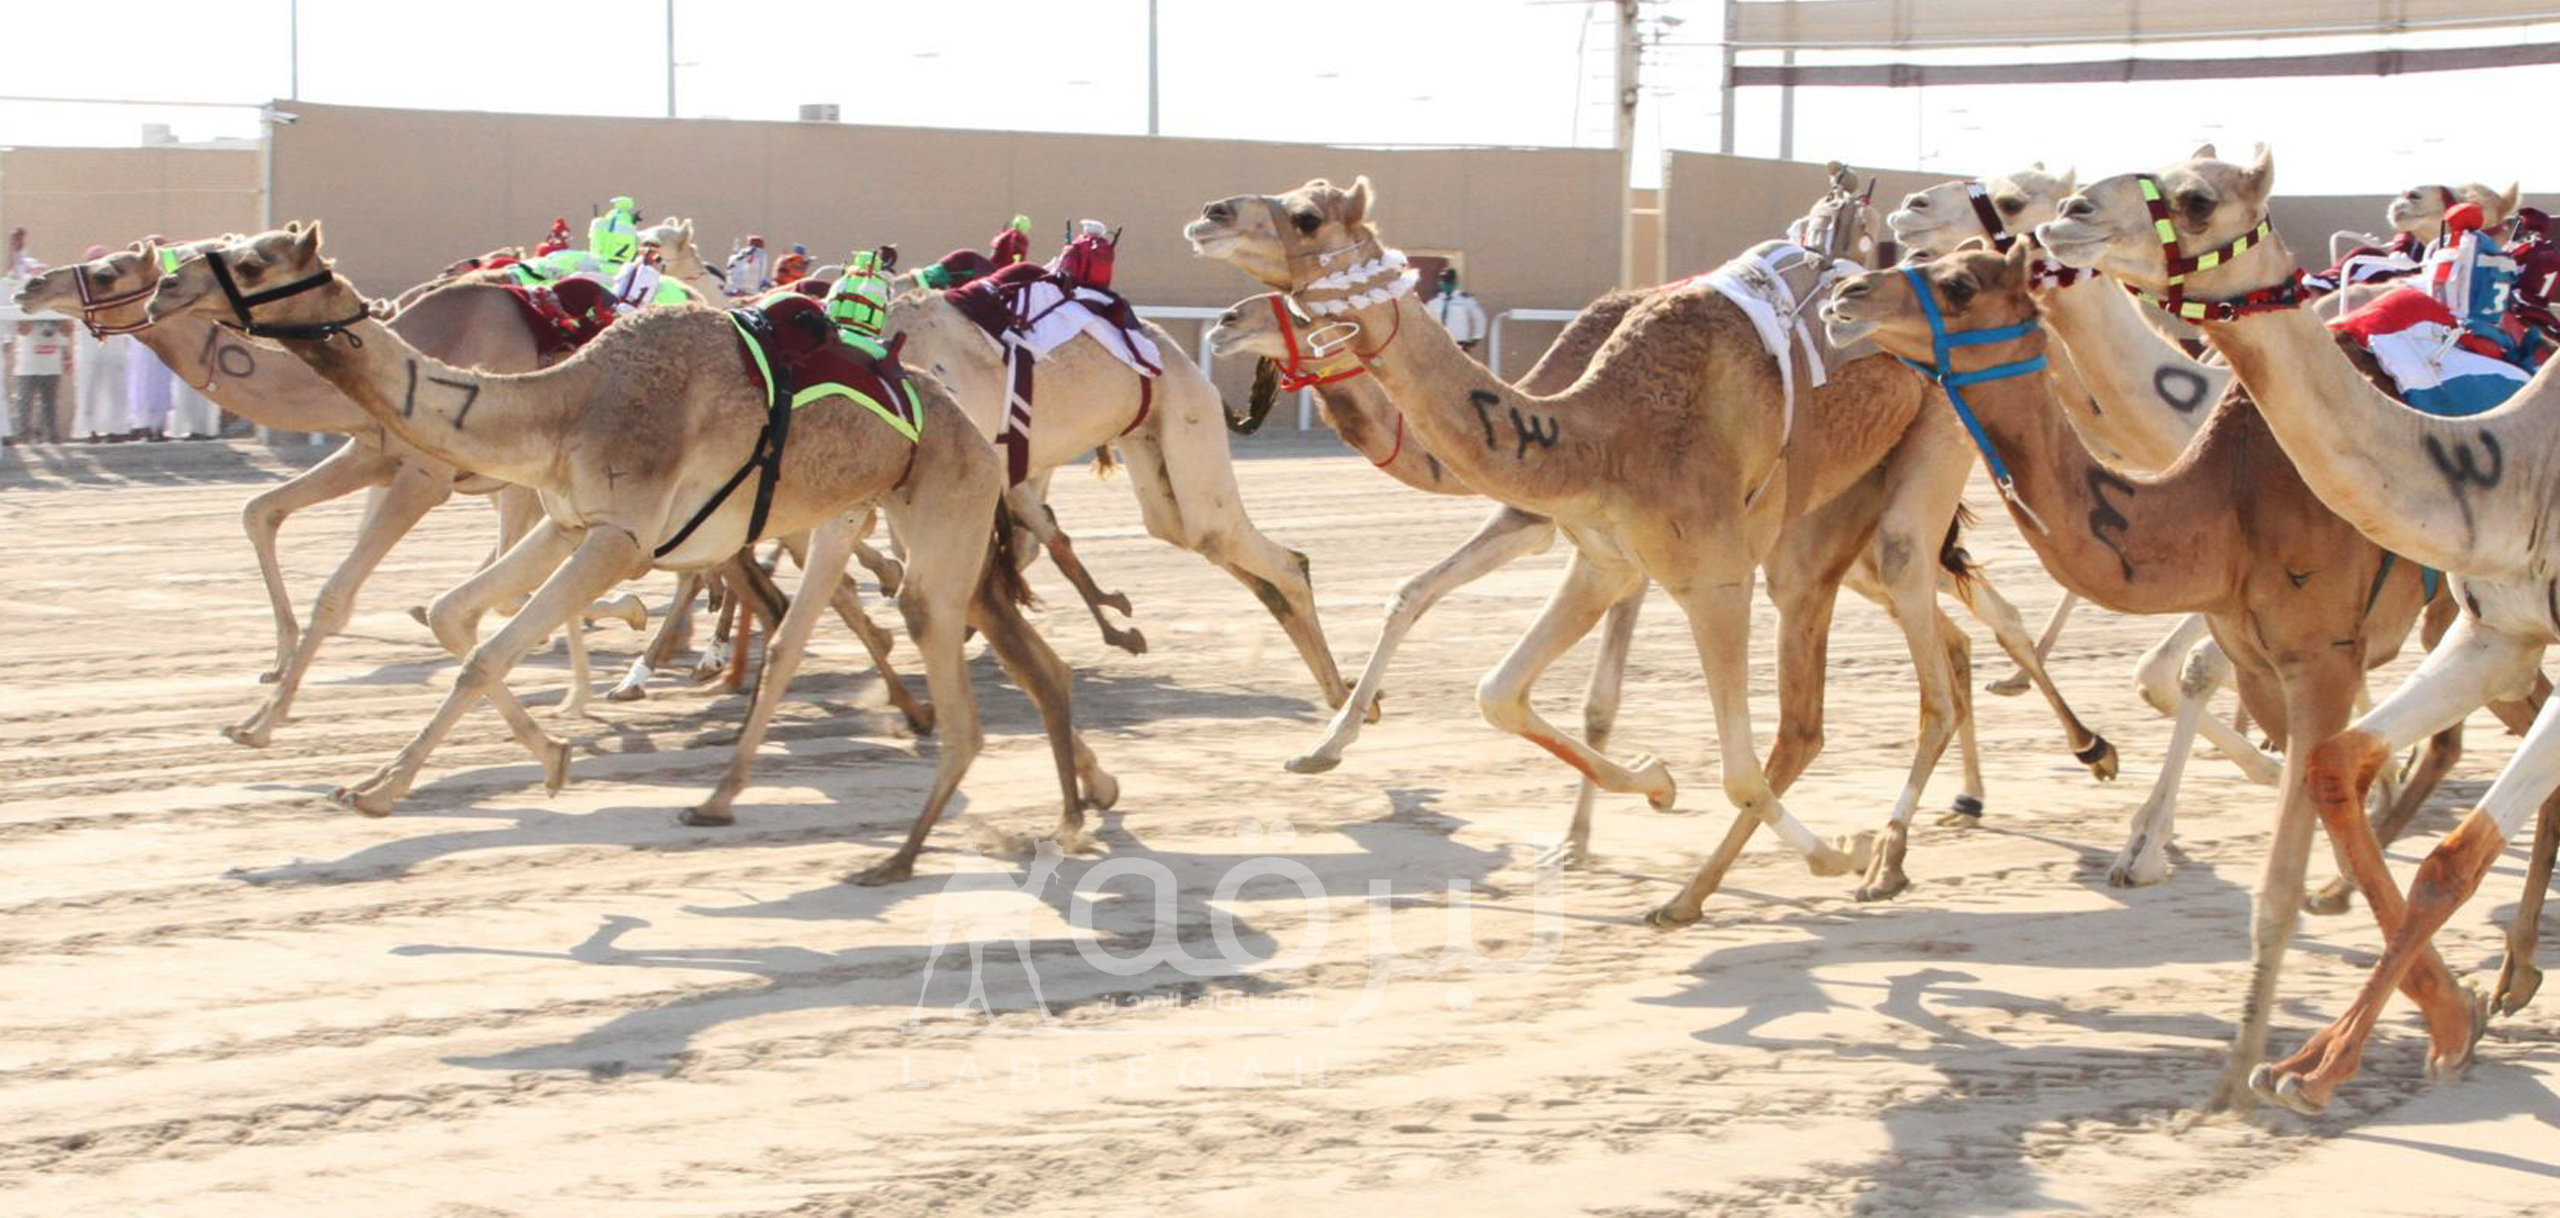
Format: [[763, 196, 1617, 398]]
[[2119, 173, 2311, 323], [64, 245, 188, 339], [203, 244, 374, 345], [1890, 262, 2052, 533], [1952, 179, 2087, 289], [1266, 195, 1419, 365]]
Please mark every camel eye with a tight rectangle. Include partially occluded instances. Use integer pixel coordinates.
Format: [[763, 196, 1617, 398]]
[[1994, 195, 2025, 216], [1941, 276, 1976, 308], [2174, 191, 2213, 219], [1292, 211, 1322, 235]]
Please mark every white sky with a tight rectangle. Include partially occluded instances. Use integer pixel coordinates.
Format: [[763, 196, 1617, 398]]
[[4, 1, 2555, 197]]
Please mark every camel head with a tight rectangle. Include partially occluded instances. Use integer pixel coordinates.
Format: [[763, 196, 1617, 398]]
[[2037, 146, 2279, 297], [2386, 181, 2524, 240], [1207, 292, 1358, 433], [1186, 177, 1380, 291], [14, 237, 226, 336], [1819, 238, 2039, 358], [1887, 164, 2078, 260], [147, 223, 363, 337]]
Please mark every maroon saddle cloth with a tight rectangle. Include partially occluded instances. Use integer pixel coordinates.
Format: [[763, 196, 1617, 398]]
[[501, 276, 624, 358], [942, 264, 1154, 485]]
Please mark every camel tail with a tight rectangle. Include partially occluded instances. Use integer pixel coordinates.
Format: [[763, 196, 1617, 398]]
[[1938, 503, 1982, 594], [986, 500, 1042, 612], [1090, 444, 1118, 478]]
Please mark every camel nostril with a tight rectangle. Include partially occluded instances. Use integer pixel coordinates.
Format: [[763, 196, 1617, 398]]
[[1901, 195, 1927, 210], [2061, 197, 2095, 220], [1205, 201, 1234, 222]]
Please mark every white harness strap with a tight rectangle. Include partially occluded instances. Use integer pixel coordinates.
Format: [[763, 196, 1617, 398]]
[[1701, 242, 1862, 506]]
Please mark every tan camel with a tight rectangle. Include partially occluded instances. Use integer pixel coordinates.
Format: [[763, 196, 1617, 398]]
[[2385, 180, 2522, 244], [1819, 240, 2467, 1111], [1190, 177, 1995, 909], [146, 224, 1113, 884], [1209, 288, 2118, 856], [643, 221, 1160, 660], [12, 242, 647, 738], [2038, 148, 2560, 1113]]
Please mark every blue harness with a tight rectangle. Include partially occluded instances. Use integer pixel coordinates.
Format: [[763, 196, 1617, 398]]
[[1892, 265, 2051, 531]]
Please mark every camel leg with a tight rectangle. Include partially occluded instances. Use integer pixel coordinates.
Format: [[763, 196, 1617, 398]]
[[1954, 571, 2117, 784], [847, 505, 1008, 885], [684, 520, 867, 829], [554, 591, 645, 720], [1010, 486, 1146, 654], [970, 563, 1117, 842], [2233, 619, 2540, 1112], [1648, 572, 1864, 929], [1118, 419, 1349, 709], [1989, 590, 2076, 696], [227, 459, 453, 748], [828, 567, 935, 735], [1544, 584, 1646, 870], [1473, 550, 1666, 800], [335, 525, 630, 815], [1933, 608, 1988, 825], [2137, 616, 2283, 785], [413, 524, 583, 770], [2109, 642, 2223, 888], [241, 440, 400, 683], [609, 572, 704, 701], [694, 575, 744, 684], [2496, 790, 2559, 1015], [1850, 512, 1962, 903], [1290, 504, 1557, 774]]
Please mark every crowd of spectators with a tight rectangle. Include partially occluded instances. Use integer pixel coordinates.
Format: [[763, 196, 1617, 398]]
[[2, 231, 233, 448]]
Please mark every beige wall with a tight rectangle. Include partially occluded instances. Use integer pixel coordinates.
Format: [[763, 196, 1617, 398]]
[[0, 146, 262, 268]]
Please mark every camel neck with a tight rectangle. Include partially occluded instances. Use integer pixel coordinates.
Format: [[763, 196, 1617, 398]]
[[2034, 273, 2230, 472], [132, 314, 363, 434], [1336, 295, 1589, 514], [284, 312, 568, 488], [2203, 303, 2534, 579], [1315, 375, 1467, 495]]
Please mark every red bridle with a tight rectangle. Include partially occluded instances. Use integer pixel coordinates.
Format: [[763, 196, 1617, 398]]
[[1264, 294, 1369, 392], [68, 264, 159, 338]]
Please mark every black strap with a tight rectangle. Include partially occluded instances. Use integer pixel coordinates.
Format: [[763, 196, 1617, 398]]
[[206, 248, 372, 344], [653, 307, 796, 558]]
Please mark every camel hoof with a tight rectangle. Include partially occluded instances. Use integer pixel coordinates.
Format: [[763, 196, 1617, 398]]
[[2433, 987, 2493, 1079], [223, 721, 273, 749], [1362, 692, 1384, 725], [676, 807, 734, 827], [1631, 755, 1676, 811], [1933, 794, 1985, 829], [2243, 1063, 2325, 1115], [1081, 769, 1121, 811], [874, 561, 904, 597], [258, 669, 282, 685], [1105, 627, 1148, 656], [606, 681, 650, 703], [541, 739, 572, 795], [2302, 878, 2355, 916], [2495, 957, 2543, 1016], [1854, 873, 1910, 902], [1985, 672, 2033, 697], [1807, 830, 1875, 879], [1534, 839, 1593, 871], [1642, 903, 1702, 931], [1284, 751, 1343, 775], [332, 786, 396, 818], [406, 605, 431, 629], [2107, 839, 2169, 889], [597, 592, 647, 632], [2079, 735, 2120, 782], [850, 858, 917, 887], [900, 700, 936, 737]]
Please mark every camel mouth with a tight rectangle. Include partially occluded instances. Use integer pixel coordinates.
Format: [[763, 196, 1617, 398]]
[[9, 280, 48, 311], [1205, 321, 1262, 361], [1184, 218, 1241, 258], [2384, 198, 2423, 228], [2031, 218, 2110, 268], [1818, 307, 1879, 348]]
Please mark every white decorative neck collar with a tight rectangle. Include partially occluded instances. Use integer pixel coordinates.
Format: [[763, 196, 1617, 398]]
[[1296, 244, 1418, 317]]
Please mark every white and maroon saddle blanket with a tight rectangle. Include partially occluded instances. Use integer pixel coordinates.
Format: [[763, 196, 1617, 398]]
[[948, 264, 1162, 485]]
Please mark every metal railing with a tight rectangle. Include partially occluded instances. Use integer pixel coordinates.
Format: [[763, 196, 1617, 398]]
[[1488, 308, 1581, 377], [1135, 303, 1325, 429]]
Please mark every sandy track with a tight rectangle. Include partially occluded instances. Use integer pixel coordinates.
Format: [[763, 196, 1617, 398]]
[[2, 437, 2554, 1216]]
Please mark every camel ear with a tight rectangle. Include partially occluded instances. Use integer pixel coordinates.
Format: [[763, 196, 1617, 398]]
[[1344, 176, 1373, 227], [282, 220, 303, 234], [2056, 167, 2078, 196], [2190, 143, 2217, 160], [2502, 182, 2523, 214], [2004, 234, 2035, 280], [2029, 160, 2045, 171], [293, 222, 322, 261], [681, 219, 695, 241], [1954, 235, 1994, 253], [2239, 145, 2275, 206]]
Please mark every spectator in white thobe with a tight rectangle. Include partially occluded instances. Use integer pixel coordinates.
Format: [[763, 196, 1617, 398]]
[[1429, 266, 1488, 356]]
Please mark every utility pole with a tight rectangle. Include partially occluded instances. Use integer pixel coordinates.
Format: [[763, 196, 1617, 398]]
[[665, 0, 677, 118], [288, 0, 299, 99], [1717, 0, 1737, 154], [1147, 0, 1161, 135], [1616, 0, 1640, 289]]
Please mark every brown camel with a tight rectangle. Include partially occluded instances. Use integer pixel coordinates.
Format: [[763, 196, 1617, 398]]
[[2038, 148, 2560, 1113], [146, 224, 1112, 884], [1816, 236, 2524, 1113], [1190, 176, 1993, 910], [1210, 288, 2117, 862], [12, 241, 651, 739]]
